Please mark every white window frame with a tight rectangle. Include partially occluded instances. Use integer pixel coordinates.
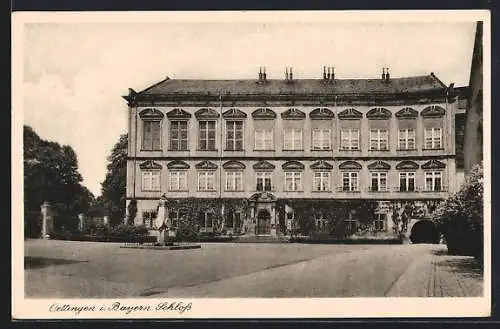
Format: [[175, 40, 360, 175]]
[[341, 128, 360, 150], [142, 210, 157, 229], [169, 171, 187, 191], [169, 120, 188, 151], [424, 127, 442, 149], [254, 129, 274, 150], [256, 172, 272, 191], [313, 171, 330, 191], [197, 171, 216, 191], [425, 171, 443, 191], [399, 172, 416, 192], [342, 172, 359, 191], [199, 120, 217, 150], [142, 170, 161, 191], [315, 213, 328, 232], [374, 213, 387, 231], [370, 172, 388, 192], [312, 129, 331, 150], [398, 128, 416, 150], [344, 213, 358, 233], [283, 128, 303, 150], [285, 172, 302, 191], [225, 120, 244, 151], [225, 171, 243, 191], [369, 129, 389, 150]]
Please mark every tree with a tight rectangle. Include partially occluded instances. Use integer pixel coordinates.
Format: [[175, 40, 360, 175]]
[[435, 162, 484, 257], [101, 133, 128, 226], [23, 125, 94, 236]]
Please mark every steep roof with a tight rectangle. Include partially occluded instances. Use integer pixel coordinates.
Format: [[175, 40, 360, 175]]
[[135, 74, 446, 97]]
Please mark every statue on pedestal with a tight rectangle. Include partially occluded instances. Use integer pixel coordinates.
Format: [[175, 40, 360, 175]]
[[156, 194, 168, 245]]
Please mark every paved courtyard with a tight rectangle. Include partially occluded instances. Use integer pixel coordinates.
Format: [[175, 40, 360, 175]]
[[24, 240, 483, 298]]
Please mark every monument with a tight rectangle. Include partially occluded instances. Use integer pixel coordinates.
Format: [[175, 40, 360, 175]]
[[40, 201, 54, 239], [155, 193, 168, 245]]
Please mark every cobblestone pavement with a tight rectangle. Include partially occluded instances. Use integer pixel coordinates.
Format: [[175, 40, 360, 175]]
[[23, 240, 483, 298]]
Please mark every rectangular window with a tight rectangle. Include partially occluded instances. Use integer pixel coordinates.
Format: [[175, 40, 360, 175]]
[[142, 171, 160, 191], [344, 213, 358, 234], [198, 171, 216, 191], [374, 213, 387, 231], [199, 121, 216, 150], [370, 172, 388, 191], [398, 129, 416, 150], [425, 171, 443, 191], [342, 172, 358, 191], [254, 129, 274, 150], [341, 129, 360, 150], [424, 128, 442, 149], [285, 172, 302, 191], [142, 211, 157, 229], [226, 171, 243, 191], [315, 214, 328, 232], [283, 129, 303, 150], [169, 121, 188, 150], [143, 120, 161, 150], [399, 172, 416, 192], [313, 172, 330, 191], [256, 172, 272, 191], [226, 121, 243, 151], [204, 212, 214, 228], [169, 171, 187, 191], [312, 129, 331, 150], [370, 129, 389, 150]]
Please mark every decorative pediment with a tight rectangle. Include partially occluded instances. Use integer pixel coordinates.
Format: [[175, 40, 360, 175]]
[[421, 159, 446, 169], [139, 160, 162, 170], [222, 108, 247, 119], [396, 160, 419, 170], [253, 160, 275, 170], [167, 160, 190, 170], [309, 108, 334, 120], [252, 108, 277, 120], [166, 108, 191, 119], [339, 160, 362, 170], [248, 192, 277, 203], [195, 108, 219, 119], [395, 107, 418, 119], [223, 160, 246, 170], [421, 105, 446, 117], [195, 160, 218, 170], [139, 108, 164, 119], [282, 160, 305, 171], [366, 107, 392, 120], [310, 160, 333, 170], [338, 108, 362, 120], [281, 108, 306, 120], [367, 160, 391, 170]]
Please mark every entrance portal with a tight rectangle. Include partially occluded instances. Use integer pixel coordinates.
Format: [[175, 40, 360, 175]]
[[410, 220, 440, 244], [256, 209, 271, 235]]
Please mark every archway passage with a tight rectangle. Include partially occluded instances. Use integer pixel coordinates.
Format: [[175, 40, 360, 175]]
[[410, 220, 440, 244], [256, 209, 271, 235]]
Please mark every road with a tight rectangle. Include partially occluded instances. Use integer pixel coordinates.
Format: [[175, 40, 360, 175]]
[[23, 240, 483, 298]]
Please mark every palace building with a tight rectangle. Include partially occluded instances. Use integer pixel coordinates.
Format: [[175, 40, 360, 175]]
[[123, 67, 462, 237]]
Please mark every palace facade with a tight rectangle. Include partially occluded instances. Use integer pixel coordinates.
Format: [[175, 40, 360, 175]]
[[124, 67, 462, 237]]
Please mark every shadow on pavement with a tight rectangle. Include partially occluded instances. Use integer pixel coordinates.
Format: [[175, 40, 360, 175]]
[[24, 256, 87, 269], [437, 258, 483, 279]]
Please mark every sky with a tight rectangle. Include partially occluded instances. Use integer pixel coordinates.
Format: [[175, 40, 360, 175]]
[[21, 15, 478, 196]]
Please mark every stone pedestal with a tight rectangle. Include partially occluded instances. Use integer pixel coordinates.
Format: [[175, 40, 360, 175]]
[[157, 230, 166, 245], [78, 213, 85, 232], [40, 202, 54, 239]]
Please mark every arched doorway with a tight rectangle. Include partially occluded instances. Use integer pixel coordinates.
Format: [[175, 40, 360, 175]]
[[410, 220, 440, 244], [256, 209, 271, 235]]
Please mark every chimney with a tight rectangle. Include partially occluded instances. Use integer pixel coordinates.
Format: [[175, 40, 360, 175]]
[[263, 67, 267, 81], [327, 67, 331, 80], [289, 67, 293, 81], [385, 67, 390, 82], [381, 68, 386, 80], [285, 67, 289, 81], [323, 66, 327, 81], [331, 66, 335, 81]]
